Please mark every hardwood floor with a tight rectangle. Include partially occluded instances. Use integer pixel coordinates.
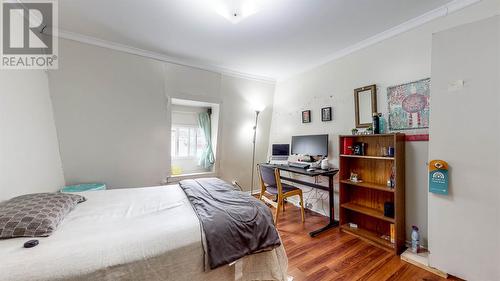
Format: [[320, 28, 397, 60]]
[[272, 201, 461, 281]]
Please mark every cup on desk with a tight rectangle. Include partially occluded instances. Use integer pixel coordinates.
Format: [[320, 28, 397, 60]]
[[321, 159, 329, 170]]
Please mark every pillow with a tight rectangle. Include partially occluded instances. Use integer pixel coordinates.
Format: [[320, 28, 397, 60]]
[[0, 193, 85, 239]]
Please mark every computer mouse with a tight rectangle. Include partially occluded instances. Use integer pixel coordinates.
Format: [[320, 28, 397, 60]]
[[23, 239, 39, 248]]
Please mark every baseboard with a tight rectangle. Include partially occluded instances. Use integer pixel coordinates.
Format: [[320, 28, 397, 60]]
[[281, 197, 339, 221], [165, 172, 217, 184], [249, 190, 339, 220], [400, 249, 448, 279], [247, 190, 261, 195]]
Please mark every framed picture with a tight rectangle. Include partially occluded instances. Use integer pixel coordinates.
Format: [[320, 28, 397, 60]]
[[321, 107, 332, 121], [387, 78, 430, 130], [302, 110, 311, 123], [354, 85, 377, 128]]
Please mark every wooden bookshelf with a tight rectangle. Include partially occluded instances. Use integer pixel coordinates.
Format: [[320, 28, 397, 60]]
[[339, 133, 406, 255]]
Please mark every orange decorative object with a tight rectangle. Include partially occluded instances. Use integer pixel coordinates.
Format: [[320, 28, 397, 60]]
[[429, 160, 448, 172]]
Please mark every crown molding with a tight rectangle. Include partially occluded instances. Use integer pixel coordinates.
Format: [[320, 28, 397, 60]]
[[57, 30, 277, 84], [57, 0, 480, 84], [277, 0, 482, 81]]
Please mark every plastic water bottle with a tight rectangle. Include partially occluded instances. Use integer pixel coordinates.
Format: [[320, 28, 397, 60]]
[[378, 113, 385, 134], [411, 226, 420, 253]]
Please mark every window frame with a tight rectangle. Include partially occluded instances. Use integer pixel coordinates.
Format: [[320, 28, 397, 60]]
[[171, 124, 205, 160]]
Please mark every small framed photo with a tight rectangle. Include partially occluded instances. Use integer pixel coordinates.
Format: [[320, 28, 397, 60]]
[[321, 107, 332, 122], [302, 110, 311, 123]]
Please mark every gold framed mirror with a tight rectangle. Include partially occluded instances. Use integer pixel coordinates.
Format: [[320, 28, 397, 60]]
[[354, 85, 377, 128]]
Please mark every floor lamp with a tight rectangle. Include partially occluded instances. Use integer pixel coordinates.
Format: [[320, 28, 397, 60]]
[[250, 110, 261, 195]]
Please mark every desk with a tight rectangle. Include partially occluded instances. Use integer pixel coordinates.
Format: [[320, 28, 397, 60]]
[[261, 164, 339, 237]]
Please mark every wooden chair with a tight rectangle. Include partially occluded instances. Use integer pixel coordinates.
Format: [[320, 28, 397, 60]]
[[258, 165, 305, 224]]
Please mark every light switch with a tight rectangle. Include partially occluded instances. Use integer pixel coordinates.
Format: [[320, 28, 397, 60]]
[[448, 80, 464, 92]]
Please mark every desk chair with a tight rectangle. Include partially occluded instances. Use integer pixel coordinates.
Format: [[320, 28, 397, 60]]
[[258, 165, 305, 224]]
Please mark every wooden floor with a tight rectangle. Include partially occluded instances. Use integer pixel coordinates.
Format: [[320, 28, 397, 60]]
[[272, 201, 460, 281]]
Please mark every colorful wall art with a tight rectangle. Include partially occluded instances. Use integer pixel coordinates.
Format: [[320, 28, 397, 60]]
[[387, 78, 430, 130]]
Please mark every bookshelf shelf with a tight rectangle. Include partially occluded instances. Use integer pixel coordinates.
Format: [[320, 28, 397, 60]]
[[339, 179, 395, 193], [341, 202, 395, 223], [340, 154, 394, 160], [340, 224, 395, 251]]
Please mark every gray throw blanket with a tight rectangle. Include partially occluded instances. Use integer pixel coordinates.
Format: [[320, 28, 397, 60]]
[[179, 178, 281, 270]]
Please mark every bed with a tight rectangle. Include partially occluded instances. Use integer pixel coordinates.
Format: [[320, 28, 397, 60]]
[[0, 182, 288, 281]]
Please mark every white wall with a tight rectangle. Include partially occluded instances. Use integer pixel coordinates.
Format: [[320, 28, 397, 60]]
[[0, 70, 64, 200], [48, 39, 170, 188], [48, 39, 275, 190], [269, 0, 499, 245], [428, 16, 499, 281]]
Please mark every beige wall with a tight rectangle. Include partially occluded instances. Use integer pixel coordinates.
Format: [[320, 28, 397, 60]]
[[48, 39, 170, 188], [269, 0, 499, 246], [48, 39, 275, 190], [218, 75, 275, 191], [165, 63, 275, 190], [429, 15, 499, 281], [0, 70, 64, 200]]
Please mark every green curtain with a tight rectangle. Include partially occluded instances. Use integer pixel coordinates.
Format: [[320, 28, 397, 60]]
[[198, 112, 215, 169]]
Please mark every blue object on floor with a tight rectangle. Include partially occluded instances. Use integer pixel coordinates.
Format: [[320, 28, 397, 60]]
[[61, 183, 106, 192]]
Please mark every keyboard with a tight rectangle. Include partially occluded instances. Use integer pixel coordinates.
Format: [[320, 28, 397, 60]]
[[288, 162, 310, 169], [270, 155, 289, 161], [269, 160, 288, 165]]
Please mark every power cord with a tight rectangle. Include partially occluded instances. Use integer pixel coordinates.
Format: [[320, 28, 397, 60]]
[[232, 180, 243, 191]]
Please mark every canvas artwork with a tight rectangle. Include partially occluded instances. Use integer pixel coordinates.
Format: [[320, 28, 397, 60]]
[[387, 78, 430, 130]]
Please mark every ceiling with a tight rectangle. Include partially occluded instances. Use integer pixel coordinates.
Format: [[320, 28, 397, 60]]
[[58, 0, 455, 80]]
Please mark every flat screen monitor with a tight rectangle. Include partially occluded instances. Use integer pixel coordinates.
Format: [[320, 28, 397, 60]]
[[291, 134, 328, 156], [272, 144, 290, 156]]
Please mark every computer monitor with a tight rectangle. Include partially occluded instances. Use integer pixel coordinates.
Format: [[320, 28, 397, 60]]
[[272, 144, 290, 156], [291, 134, 328, 156]]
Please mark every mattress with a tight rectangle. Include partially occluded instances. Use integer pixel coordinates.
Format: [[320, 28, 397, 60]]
[[0, 185, 287, 281]]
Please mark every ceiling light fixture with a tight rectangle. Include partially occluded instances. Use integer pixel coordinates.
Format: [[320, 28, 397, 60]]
[[211, 0, 265, 24]]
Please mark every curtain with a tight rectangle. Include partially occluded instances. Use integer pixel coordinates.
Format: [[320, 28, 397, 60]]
[[198, 112, 215, 169]]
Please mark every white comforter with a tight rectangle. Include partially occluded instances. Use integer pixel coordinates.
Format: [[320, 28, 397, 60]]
[[0, 185, 287, 281]]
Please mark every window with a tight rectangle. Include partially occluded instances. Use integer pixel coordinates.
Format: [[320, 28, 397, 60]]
[[171, 125, 206, 159], [170, 99, 219, 176]]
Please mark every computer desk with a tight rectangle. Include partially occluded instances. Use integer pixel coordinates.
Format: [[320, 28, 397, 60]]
[[260, 163, 339, 237]]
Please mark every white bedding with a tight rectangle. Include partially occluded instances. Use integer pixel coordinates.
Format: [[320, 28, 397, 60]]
[[0, 185, 287, 281]]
